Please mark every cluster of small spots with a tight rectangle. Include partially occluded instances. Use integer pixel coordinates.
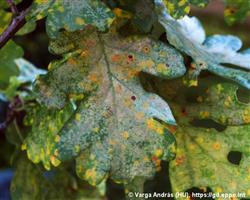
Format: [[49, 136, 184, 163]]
[[146, 119, 164, 135], [163, 0, 190, 18]]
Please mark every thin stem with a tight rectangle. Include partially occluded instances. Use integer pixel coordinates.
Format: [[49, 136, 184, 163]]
[[0, 10, 27, 48], [0, 0, 30, 49], [6, 0, 19, 16]]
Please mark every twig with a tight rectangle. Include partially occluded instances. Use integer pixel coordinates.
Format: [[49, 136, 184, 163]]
[[6, 0, 19, 16], [0, 1, 29, 49]]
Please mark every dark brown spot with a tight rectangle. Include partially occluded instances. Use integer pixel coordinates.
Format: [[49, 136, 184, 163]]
[[131, 96, 136, 101], [128, 54, 134, 61], [143, 47, 150, 53], [181, 107, 187, 116]]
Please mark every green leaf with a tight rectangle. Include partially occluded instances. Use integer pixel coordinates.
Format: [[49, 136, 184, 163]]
[[32, 27, 186, 185], [28, 0, 115, 38], [224, 0, 250, 25], [153, 79, 250, 199], [162, 0, 209, 19], [171, 118, 250, 198], [0, 10, 12, 34], [0, 58, 46, 100], [11, 156, 104, 200], [23, 103, 75, 170], [0, 41, 23, 88], [155, 0, 250, 89], [186, 83, 250, 125]]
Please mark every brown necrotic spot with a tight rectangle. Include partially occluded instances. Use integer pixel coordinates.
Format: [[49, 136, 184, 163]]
[[127, 54, 134, 61], [143, 46, 150, 53], [131, 96, 136, 101]]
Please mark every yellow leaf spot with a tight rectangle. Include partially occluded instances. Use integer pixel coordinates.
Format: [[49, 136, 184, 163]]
[[75, 113, 81, 122], [224, 96, 232, 107], [165, 2, 175, 14], [127, 69, 139, 78], [138, 60, 154, 69], [146, 119, 156, 129], [229, 181, 237, 189], [80, 50, 88, 57], [58, 6, 64, 12], [212, 142, 221, 150], [92, 127, 99, 133], [69, 93, 84, 101], [156, 63, 166, 73], [75, 17, 85, 26], [54, 149, 59, 156], [154, 149, 163, 158], [36, 0, 48, 4], [89, 74, 98, 82], [243, 108, 250, 123], [107, 17, 115, 26], [184, 6, 190, 14], [21, 143, 27, 151], [196, 137, 204, 144], [216, 84, 224, 93], [67, 58, 77, 65], [178, 0, 186, 6], [85, 168, 97, 180], [200, 111, 210, 119], [113, 8, 132, 19], [188, 144, 195, 150], [36, 14, 44, 20], [122, 131, 129, 139], [135, 112, 144, 120], [74, 145, 80, 153], [143, 156, 149, 162], [189, 79, 198, 87], [55, 135, 60, 143], [215, 187, 222, 193], [146, 119, 164, 135], [50, 156, 61, 167]]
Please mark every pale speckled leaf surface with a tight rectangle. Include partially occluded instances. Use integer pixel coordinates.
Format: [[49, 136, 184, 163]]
[[34, 27, 186, 185], [152, 79, 250, 199], [155, 0, 250, 89], [28, 0, 115, 38], [162, 0, 209, 19]]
